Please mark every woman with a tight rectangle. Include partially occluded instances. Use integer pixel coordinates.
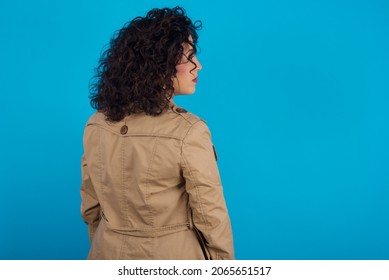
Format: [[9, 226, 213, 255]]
[[80, 6, 234, 260]]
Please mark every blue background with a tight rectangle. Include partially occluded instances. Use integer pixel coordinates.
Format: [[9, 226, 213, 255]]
[[1, 0, 388, 259]]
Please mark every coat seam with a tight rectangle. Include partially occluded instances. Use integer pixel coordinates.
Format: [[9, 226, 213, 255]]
[[144, 137, 159, 228], [87, 123, 185, 140], [181, 150, 211, 234], [181, 124, 211, 233], [181, 120, 202, 140], [119, 135, 126, 258]]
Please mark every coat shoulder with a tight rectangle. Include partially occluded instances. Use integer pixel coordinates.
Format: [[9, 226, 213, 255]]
[[170, 105, 206, 126], [84, 111, 125, 136], [83, 106, 207, 140], [85, 111, 107, 126]]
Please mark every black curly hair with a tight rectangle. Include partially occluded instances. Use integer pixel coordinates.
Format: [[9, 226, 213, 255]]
[[89, 6, 202, 122]]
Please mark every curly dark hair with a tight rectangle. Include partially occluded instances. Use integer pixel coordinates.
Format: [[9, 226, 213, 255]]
[[89, 6, 202, 122]]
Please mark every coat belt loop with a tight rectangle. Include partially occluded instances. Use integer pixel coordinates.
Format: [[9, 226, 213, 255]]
[[187, 208, 194, 230]]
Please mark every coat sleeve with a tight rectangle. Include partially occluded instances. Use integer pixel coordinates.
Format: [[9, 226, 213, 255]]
[[181, 120, 235, 260], [80, 154, 101, 243]]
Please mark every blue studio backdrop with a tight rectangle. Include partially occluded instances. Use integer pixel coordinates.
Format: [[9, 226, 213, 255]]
[[1, 0, 388, 259]]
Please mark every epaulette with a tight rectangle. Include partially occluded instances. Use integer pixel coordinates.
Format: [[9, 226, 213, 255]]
[[171, 105, 205, 125]]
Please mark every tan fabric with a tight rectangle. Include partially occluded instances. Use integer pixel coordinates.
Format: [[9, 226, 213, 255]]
[[80, 101, 234, 259]]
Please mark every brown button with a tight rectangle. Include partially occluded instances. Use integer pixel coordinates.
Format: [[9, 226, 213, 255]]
[[176, 107, 187, 113], [120, 125, 128, 135]]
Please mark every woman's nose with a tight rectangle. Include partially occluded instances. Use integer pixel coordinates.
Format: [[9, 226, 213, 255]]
[[194, 56, 202, 70]]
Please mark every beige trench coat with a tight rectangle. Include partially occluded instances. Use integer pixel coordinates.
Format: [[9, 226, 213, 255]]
[[80, 101, 234, 259]]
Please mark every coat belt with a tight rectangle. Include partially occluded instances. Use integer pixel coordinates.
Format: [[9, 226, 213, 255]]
[[100, 216, 192, 237]]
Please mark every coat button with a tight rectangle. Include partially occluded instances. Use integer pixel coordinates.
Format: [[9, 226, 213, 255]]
[[120, 125, 128, 135], [176, 107, 187, 113]]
